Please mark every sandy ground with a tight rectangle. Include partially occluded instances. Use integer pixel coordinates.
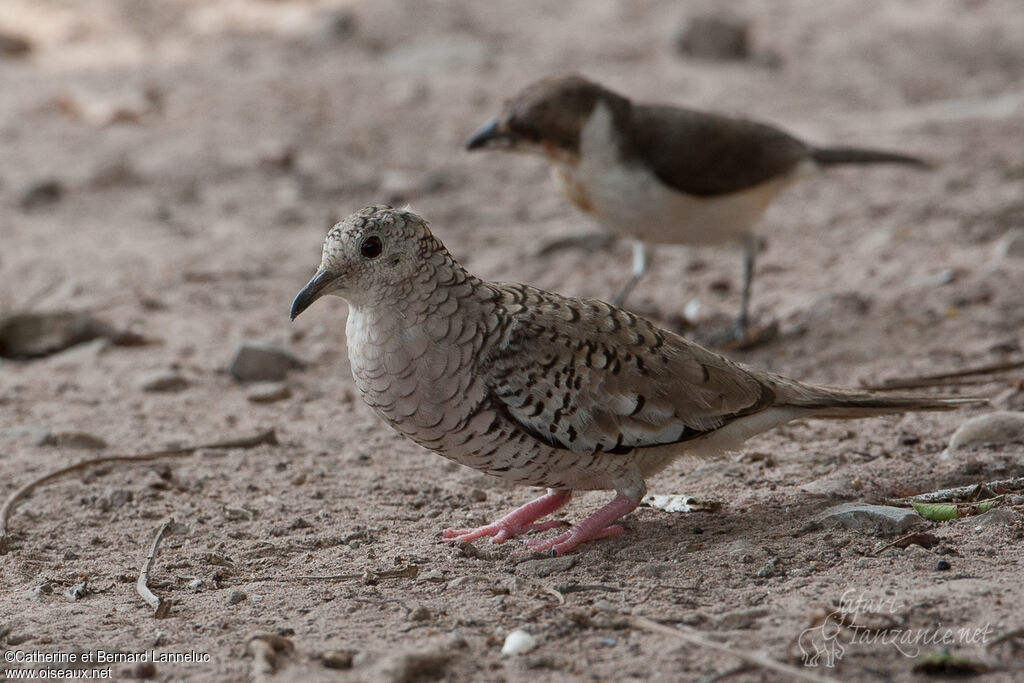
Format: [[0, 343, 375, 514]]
[[2, 1, 1024, 680]]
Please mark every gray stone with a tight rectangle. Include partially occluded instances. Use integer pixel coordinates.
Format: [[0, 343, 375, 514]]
[[974, 509, 1017, 527], [819, 503, 926, 536], [995, 228, 1024, 258], [38, 431, 108, 449], [942, 411, 1024, 457], [676, 15, 750, 61], [137, 369, 189, 393], [229, 341, 302, 382], [228, 590, 247, 605]]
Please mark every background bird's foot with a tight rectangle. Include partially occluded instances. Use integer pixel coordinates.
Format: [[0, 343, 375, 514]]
[[705, 319, 779, 351]]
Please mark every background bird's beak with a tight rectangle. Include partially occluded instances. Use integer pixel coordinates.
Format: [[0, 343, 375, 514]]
[[290, 270, 334, 320], [464, 117, 507, 150]]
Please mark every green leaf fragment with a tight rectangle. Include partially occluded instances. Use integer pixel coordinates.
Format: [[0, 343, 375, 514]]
[[912, 502, 958, 521]]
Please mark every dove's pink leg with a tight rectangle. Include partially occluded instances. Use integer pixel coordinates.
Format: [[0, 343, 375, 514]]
[[441, 489, 572, 544], [522, 492, 640, 556]]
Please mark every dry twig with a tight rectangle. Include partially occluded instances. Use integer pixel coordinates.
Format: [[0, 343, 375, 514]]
[[908, 477, 1024, 504], [986, 627, 1024, 651], [870, 531, 940, 557], [296, 565, 420, 582], [630, 615, 839, 683], [0, 428, 278, 553], [137, 518, 175, 618], [863, 358, 1024, 391]]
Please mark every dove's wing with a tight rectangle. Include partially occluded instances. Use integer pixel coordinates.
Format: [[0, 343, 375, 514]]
[[480, 286, 774, 454]]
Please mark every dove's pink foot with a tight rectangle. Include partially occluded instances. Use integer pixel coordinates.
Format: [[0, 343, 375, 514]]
[[441, 489, 572, 544], [520, 492, 640, 556]]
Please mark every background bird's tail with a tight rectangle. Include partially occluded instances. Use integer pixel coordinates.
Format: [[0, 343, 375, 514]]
[[811, 145, 931, 168]]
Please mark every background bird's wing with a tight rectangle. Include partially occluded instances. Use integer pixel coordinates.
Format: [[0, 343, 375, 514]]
[[628, 104, 810, 197], [480, 289, 773, 453]]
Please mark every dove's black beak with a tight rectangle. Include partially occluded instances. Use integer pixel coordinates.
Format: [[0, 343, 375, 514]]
[[465, 117, 507, 151], [290, 270, 334, 320]]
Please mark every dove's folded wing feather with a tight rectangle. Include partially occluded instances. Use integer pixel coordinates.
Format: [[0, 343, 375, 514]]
[[481, 288, 774, 454]]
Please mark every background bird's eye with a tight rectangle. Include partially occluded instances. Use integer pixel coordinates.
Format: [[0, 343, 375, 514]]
[[360, 235, 383, 259]]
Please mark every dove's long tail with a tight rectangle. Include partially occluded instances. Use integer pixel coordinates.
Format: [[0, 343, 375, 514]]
[[780, 383, 982, 419]]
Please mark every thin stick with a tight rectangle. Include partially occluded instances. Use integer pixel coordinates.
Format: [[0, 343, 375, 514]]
[[908, 477, 1024, 504], [863, 358, 1024, 391], [295, 566, 420, 582], [0, 428, 277, 553], [986, 627, 1024, 650], [137, 518, 174, 618], [630, 616, 839, 683]]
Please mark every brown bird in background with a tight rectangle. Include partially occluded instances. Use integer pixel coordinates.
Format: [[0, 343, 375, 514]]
[[466, 74, 928, 340], [291, 206, 974, 556]]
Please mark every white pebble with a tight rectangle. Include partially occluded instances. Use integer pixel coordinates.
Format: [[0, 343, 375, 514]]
[[683, 299, 701, 323], [501, 629, 537, 655]]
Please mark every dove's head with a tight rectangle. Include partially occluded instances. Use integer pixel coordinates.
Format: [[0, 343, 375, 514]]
[[290, 205, 442, 318]]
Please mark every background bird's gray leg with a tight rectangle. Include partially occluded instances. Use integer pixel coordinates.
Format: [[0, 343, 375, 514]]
[[612, 240, 648, 306], [735, 234, 757, 338]]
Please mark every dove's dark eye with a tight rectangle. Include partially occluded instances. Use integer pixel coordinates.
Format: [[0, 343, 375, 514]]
[[360, 235, 383, 259]]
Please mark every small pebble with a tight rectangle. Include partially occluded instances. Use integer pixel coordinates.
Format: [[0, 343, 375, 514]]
[[0, 30, 32, 56], [409, 605, 431, 622], [66, 581, 89, 601], [501, 630, 538, 655], [313, 8, 358, 43], [132, 661, 157, 679], [517, 555, 576, 578], [137, 370, 189, 393], [247, 382, 292, 403], [321, 650, 354, 670], [229, 590, 247, 604], [936, 559, 951, 571], [20, 179, 63, 211]]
